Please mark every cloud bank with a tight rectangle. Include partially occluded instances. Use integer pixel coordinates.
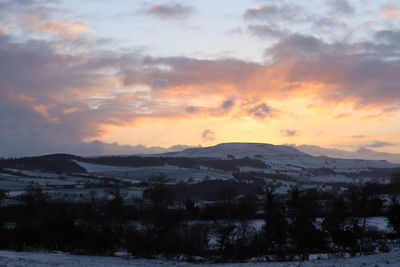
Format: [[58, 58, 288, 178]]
[[1, 0, 400, 156]]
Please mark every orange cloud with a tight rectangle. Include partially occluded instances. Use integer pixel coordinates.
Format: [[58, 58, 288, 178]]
[[334, 113, 351, 119], [62, 107, 80, 114], [379, 3, 400, 20], [29, 20, 93, 38], [33, 105, 59, 123], [16, 13, 93, 40], [0, 24, 8, 34]]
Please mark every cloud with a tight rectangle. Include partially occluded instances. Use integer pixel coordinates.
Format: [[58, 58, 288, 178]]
[[350, 135, 366, 139], [2, 0, 400, 157], [281, 129, 299, 137], [221, 98, 234, 110], [0, 0, 55, 11], [365, 141, 397, 148], [262, 32, 400, 107], [247, 24, 285, 39], [266, 34, 326, 59], [248, 103, 278, 119], [326, 0, 354, 15], [243, 2, 348, 37], [2, 24, 400, 156], [225, 27, 243, 35], [201, 129, 216, 142], [333, 113, 351, 119], [75, 141, 194, 156], [22, 13, 94, 40], [379, 3, 400, 20], [120, 56, 260, 92], [151, 79, 170, 89], [0, 24, 8, 34], [243, 4, 301, 21], [0, 31, 143, 157], [185, 106, 198, 113], [144, 2, 194, 20]]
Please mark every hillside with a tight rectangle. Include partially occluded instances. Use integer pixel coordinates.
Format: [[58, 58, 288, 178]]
[[164, 142, 309, 158]]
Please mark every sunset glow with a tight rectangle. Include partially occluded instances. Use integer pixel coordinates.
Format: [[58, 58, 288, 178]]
[[1, 0, 399, 156]]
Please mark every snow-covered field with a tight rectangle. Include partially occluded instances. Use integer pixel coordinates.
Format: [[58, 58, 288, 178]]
[[1, 250, 400, 266]]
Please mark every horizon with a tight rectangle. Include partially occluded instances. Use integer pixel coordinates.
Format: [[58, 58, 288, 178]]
[[2, 142, 400, 165], [1, 0, 400, 157]]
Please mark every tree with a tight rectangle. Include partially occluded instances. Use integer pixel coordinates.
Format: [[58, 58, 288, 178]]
[[0, 189, 7, 204], [322, 198, 350, 254], [143, 178, 175, 210], [390, 173, 400, 184], [287, 188, 326, 260], [387, 197, 400, 236], [263, 188, 288, 257]]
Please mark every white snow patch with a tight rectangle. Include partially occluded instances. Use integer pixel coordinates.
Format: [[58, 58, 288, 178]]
[[1, 250, 400, 266]]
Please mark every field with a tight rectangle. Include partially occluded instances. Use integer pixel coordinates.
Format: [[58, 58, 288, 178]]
[[1, 249, 400, 266]]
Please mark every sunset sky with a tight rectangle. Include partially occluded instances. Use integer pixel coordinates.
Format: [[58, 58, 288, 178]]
[[1, 0, 400, 156]]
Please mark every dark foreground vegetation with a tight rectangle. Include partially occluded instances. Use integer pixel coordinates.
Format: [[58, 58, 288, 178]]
[[0, 154, 268, 174], [1, 173, 400, 262]]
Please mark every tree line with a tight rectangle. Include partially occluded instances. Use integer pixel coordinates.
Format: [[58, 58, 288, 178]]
[[0, 174, 400, 262]]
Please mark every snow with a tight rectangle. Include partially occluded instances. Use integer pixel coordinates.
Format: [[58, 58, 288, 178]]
[[163, 143, 399, 169], [4, 169, 59, 178], [72, 160, 137, 172], [164, 143, 309, 159], [367, 216, 389, 231], [1, 250, 400, 266], [70, 143, 400, 189]]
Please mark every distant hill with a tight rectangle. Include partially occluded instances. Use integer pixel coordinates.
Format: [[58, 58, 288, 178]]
[[295, 145, 400, 164], [0, 154, 85, 173], [1, 143, 400, 177], [164, 142, 309, 159]]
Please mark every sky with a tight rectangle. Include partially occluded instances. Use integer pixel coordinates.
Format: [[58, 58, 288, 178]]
[[1, 0, 400, 157]]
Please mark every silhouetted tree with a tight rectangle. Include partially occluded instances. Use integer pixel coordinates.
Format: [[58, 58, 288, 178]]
[[287, 188, 326, 260], [391, 173, 400, 184], [387, 197, 400, 236], [263, 188, 288, 257]]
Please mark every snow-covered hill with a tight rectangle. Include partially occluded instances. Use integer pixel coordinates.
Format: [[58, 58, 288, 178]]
[[161, 142, 399, 171], [295, 145, 400, 163], [164, 142, 309, 159]]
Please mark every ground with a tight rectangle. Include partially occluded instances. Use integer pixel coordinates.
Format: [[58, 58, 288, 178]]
[[1, 250, 400, 267]]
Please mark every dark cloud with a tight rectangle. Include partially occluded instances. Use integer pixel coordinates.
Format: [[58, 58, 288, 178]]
[[144, 2, 194, 20], [0, 0, 55, 10], [350, 135, 366, 139], [281, 129, 299, 137], [266, 34, 326, 59], [248, 103, 277, 119], [365, 141, 397, 148], [75, 141, 194, 156], [264, 31, 400, 107], [0, 32, 148, 157], [0, 28, 263, 157], [185, 106, 198, 113], [151, 79, 170, 89], [375, 30, 400, 45], [120, 57, 259, 89], [247, 24, 285, 39], [311, 16, 346, 31], [243, 4, 302, 21], [326, 0, 354, 15], [221, 98, 234, 110], [201, 129, 216, 142]]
